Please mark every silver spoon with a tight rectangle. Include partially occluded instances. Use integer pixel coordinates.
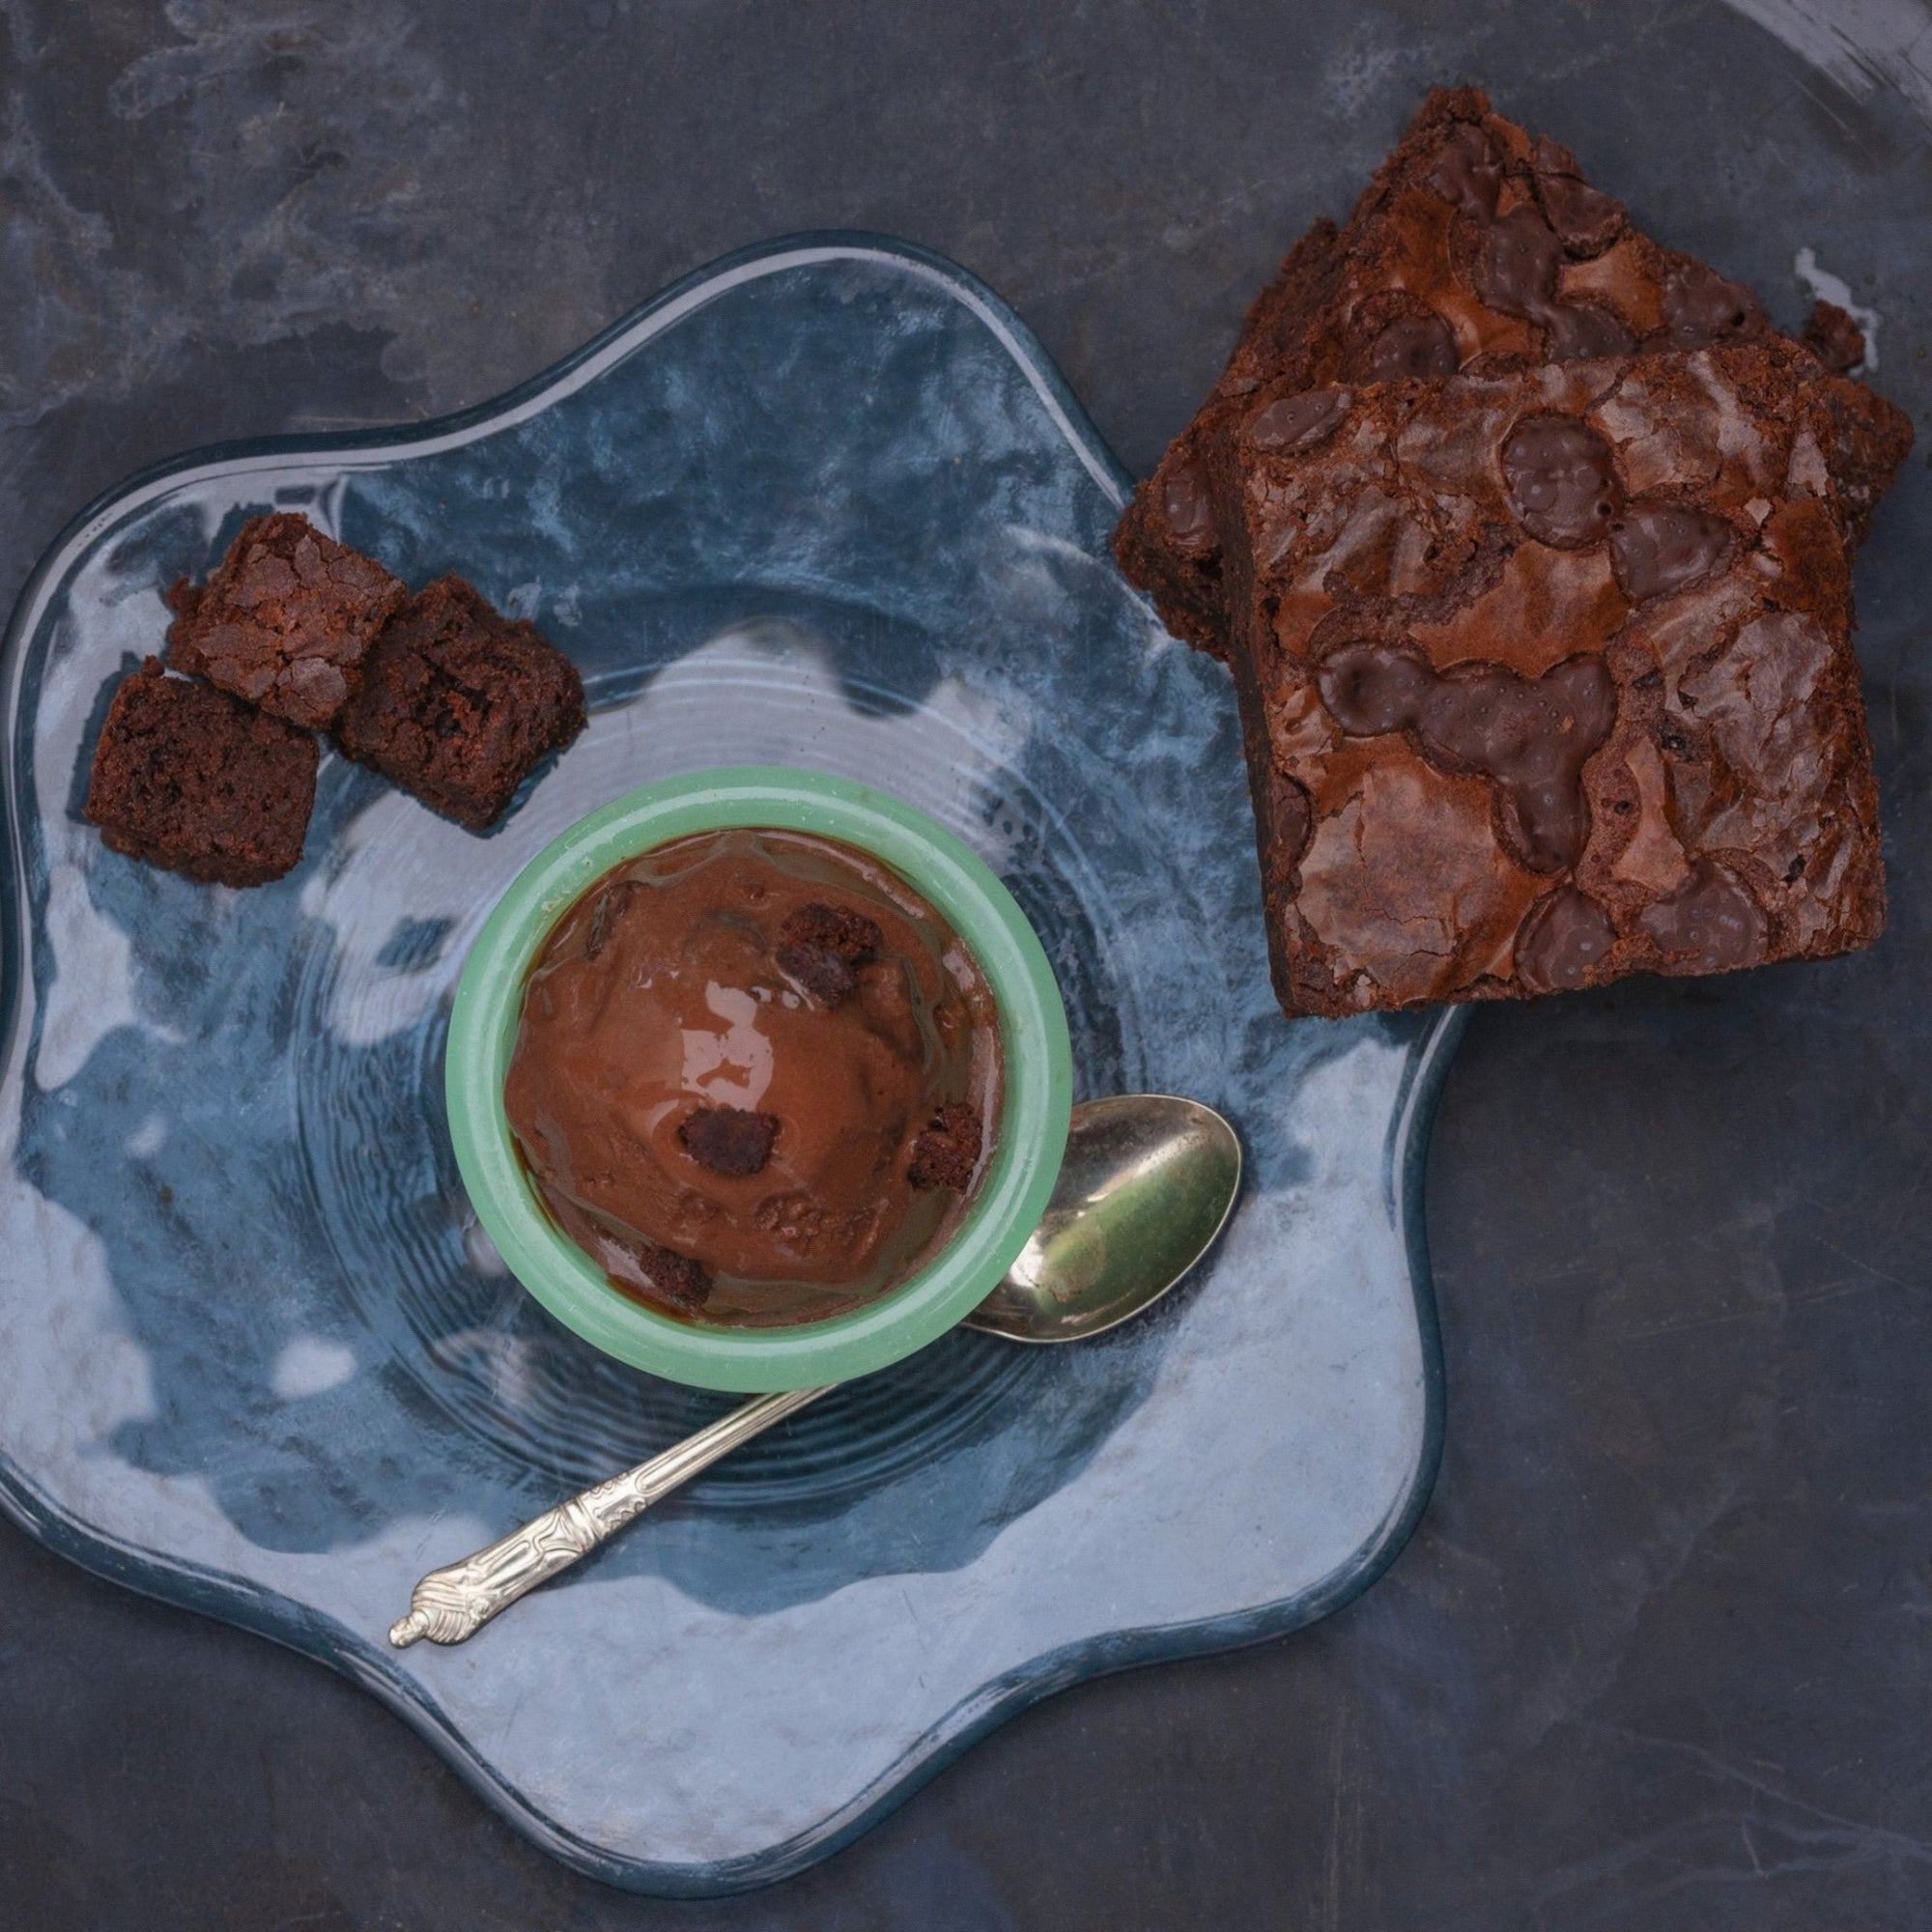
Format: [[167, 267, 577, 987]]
[[389, 1094, 1240, 1649]]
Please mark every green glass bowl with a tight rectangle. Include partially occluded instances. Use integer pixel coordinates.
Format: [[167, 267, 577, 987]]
[[443, 766, 1074, 1393]]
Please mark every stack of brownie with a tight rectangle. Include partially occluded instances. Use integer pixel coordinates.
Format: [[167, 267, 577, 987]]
[[86, 513, 586, 887], [1114, 88, 1913, 1017]]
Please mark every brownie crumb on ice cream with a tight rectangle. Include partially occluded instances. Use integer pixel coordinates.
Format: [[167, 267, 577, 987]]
[[680, 1106, 781, 1178], [908, 1104, 983, 1192], [503, 829, 1004, 1326], [775, 901, 884, 1006], [633, 1243, 712, 1315]]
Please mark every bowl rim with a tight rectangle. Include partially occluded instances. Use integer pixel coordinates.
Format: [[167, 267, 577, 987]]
[[443, 765, 1074, 1392]]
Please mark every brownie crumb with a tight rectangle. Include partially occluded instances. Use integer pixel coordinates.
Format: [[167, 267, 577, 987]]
[[1804, 299, 1866, 376], [636, 1242, 711, 1313], [84, 658, 318, 888], [332, 574, 586, 831], [166, 511, 406, 729], [775, 901, 884, 1005], [679, 1106, 781, 1178], [908, 1103, 983, 1191]]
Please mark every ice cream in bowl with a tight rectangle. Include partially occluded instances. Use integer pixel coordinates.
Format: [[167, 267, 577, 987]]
[[443, 767, 1072, 1392]]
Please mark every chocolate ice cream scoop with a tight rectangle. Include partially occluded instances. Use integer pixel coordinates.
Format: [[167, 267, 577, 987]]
[[502, 827, 1003, 1326]]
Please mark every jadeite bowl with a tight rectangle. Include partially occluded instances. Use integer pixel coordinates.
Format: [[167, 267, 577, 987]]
[[443, 766, 1074, 1393]]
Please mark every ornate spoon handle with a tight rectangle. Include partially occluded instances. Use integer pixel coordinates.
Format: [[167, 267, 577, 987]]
[[388, 1384, 833, 1648]]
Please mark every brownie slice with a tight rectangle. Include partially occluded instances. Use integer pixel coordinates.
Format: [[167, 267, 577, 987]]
[[1214, 342, 1884, 1016], [85, 659, 318, 887], [332, 574, 586, 830], [908, 1104, 984, 1191], [1115, 87, 1913, 657], [166, 511, 406, 729]]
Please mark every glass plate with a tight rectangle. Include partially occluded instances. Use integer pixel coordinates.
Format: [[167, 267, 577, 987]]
[[0, 235, 1453, 1895]]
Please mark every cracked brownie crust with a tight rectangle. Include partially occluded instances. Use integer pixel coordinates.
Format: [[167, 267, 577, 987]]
[[332, 573, 586, 830], [166, 512, 407, 729], [1217, 342, 1885, 1016], [1114, 87, 1912, 658]]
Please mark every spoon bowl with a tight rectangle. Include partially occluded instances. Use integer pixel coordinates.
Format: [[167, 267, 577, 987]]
[[967, 1094, 1241, 1342]]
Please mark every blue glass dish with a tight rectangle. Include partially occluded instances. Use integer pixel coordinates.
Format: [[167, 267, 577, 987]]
[[0, 235, 1455, 1894]]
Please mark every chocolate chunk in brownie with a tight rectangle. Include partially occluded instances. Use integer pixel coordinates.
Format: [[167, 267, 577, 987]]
[[166, 512, 406, 729], [331, 574, 586, 831], [1216, 342, 1884, 1016], [1113, 87, 1913, 658], [679, 1106, 781, 1178], [84, 658, 318, 887], [775, 901, 884, 1006], [908, 1103, 983, 1191]]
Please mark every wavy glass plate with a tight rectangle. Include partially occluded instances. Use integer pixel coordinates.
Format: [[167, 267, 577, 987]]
[[0, 236, 1453, 1895]]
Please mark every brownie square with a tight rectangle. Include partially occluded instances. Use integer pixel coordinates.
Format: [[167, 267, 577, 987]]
[[1215, 342, 1885, 1016], [332, 575, 586, 830], [167, 511, 407, 729], [85, 659, 318, 887], [1114, 87, 1913, 658]]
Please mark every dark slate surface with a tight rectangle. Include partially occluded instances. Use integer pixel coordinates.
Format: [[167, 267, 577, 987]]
[[3, 1, 1928, 1924]]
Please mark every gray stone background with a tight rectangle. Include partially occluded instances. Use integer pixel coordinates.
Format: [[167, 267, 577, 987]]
[[5, 1, 1932, 1925]]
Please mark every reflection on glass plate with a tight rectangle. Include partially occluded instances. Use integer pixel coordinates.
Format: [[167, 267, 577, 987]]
[[0, 235, 1453, 1894]]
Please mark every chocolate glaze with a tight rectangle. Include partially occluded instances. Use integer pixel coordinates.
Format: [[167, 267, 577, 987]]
[[1638, 863, 1767, 971], [1161, 461, 1217, 547], [1662, 260, 1766, 349], [1516, 887, 1617, 991], [1529, 135, 1626, 257], [1248, 386, 1351, 451], [1609, 502, 1737, 604], [503, 828, 1002, 1327], [1370, 313, 1460, 380], [1543, 300, 1635, 361], [1501, 414, 1623, 549], [1429, 121, 1503, 218], [1317, 644, 1615, 870]]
